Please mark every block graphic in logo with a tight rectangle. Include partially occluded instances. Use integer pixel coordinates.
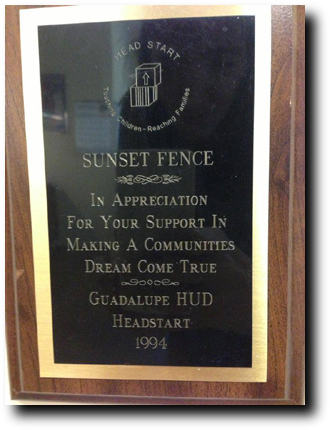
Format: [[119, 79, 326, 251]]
[[130, 63, 162, 107]]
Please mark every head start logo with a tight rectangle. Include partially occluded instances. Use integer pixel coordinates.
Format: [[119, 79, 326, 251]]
[[103, 41, 190, 133]]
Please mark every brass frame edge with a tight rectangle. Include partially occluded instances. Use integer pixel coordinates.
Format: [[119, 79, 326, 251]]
[[20, 5, 270, 382]]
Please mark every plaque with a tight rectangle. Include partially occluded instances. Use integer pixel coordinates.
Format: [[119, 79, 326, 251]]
[[19, 5, 271, 383]]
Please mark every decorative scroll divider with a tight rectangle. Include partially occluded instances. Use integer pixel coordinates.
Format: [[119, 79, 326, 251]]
[[115, 174, 181, 185], [121, 279, 179, 286]]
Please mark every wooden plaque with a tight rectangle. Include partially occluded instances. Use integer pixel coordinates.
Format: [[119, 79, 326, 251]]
[[5, 5, 305, 405]]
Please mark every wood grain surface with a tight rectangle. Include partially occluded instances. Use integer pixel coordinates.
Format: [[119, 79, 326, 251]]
[[5, 5, 305, 405]]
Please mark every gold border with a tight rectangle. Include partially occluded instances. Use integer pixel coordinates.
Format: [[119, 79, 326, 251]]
[[20, 5, 270, 382]]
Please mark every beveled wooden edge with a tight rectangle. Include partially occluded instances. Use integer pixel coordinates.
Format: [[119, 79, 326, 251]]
[[5, 5, 305, 405], [285, 5, 305, 405], [13, 392, 302, 405], [5, 155, 23, 399]]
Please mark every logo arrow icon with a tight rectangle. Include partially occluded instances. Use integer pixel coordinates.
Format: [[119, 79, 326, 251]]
[[130, 63, 161, 107], [142, 72, 150, 85]]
